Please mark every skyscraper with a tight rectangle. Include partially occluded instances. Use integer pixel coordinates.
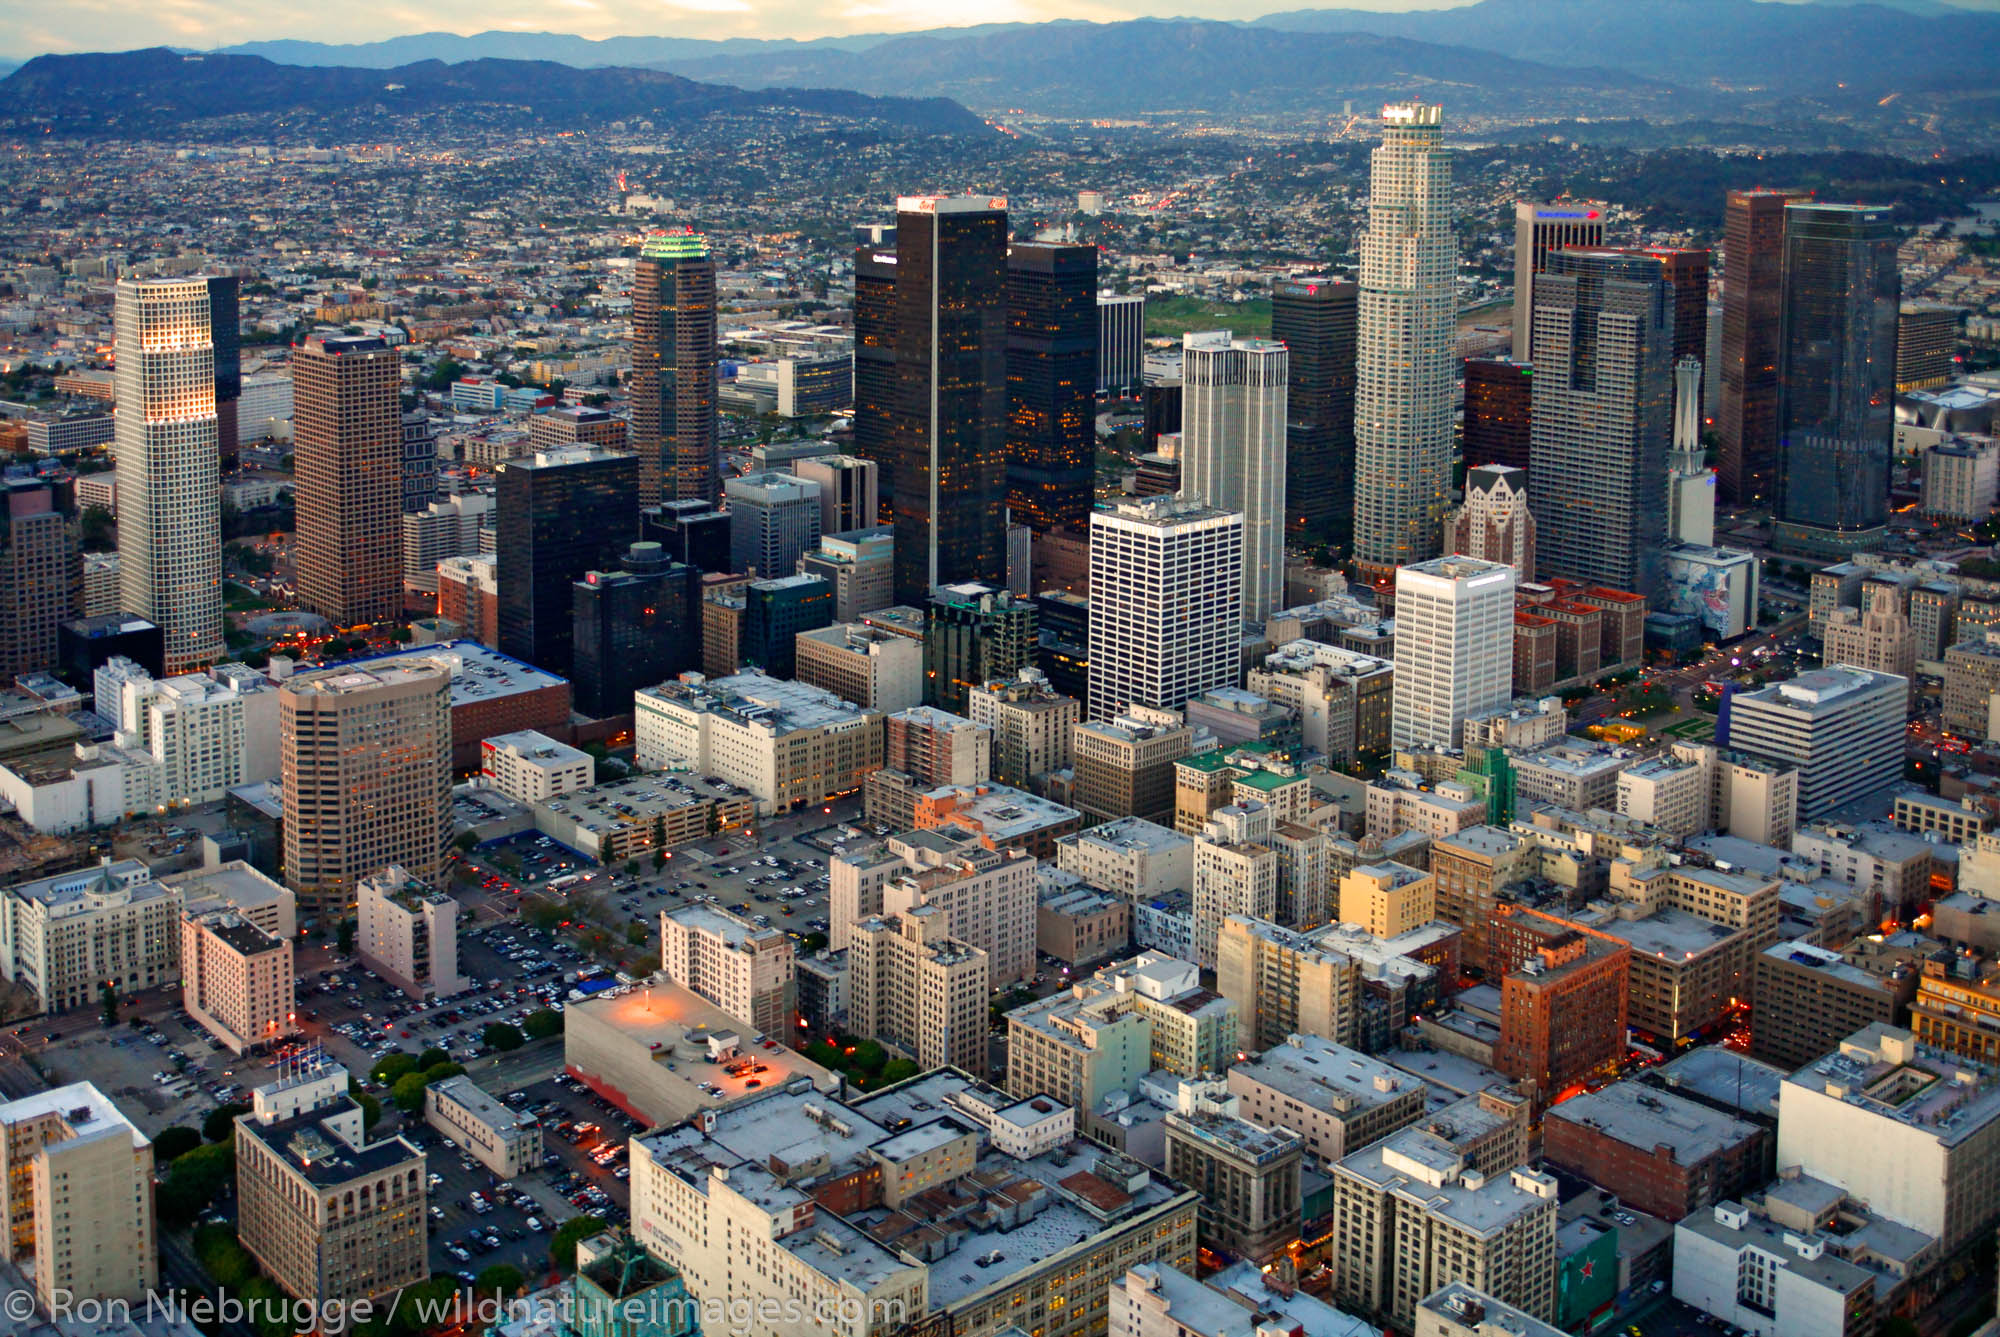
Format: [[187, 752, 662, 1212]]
[[724, 470, 822, 578], [1391, 555, 1516, 750], [1271, 278, 1358, 551], [1512, 200, 1606, 362], [1621, 246, 1712, 368], [293, 334, 402, 627], [115, 277, 222, 673], [1773, 203, 1900, 557], [1355, 104, 1455, 581], [871, 195, 1010, 604], [206, 275, 242, 473], [795, 454, 879, 536], [1528, 249, 1674, 600], [1462, 356, 1534, 473], [1180, 331, 1289, 621], [280, 659, 451, 921], [1005, 242, 1098, 535], [1668, 358, 1716, 546], [0, 478, 80, 679], [1443, 465, 1535, 581], [1098, 292, 1144, 395], [851, 247, 899, 525], [1087, 496, 1242, 721], [631, 231, 718, 506], [496, 448, 640, 677], [925, 582, 1036, 714], [1717, 189, 1810, 505], [572, 542, 697, 718]]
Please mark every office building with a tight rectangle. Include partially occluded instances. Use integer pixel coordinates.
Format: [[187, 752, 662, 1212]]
[[356, 866, 466, 999], [1717, 189, 1811, 505], [235, 1063, 427, 1309], [634, 671, 884, 815], [1720, 666, 1904, 818], [1073, 706, 1197, 826], [1056, 817, 1193, 902], [280, 661, 452, 922], [206, 274, 241, 470], [794, 454, 879, 536], [181, 908, 293, 1054], [1944, 634, 2000, 736], [1248, 639, 1394, 764], [1463, 356, 1534, 475], [660, 902, 796, 1040], [642, 498, 732, 575], [1164, 1111, 1302, 1264], [883, 705, 990, 789], [1442, 464, 1534, 581], [570, 542, 697, 718], [425, 1075, 543, 1180], [1773, 205, 1900, 556], [437, 553, 498, 645], [1528, 248, 1673, 599], [115, 278, 221, 673], [1226, 1035, 1427, 1166], [1339, 862, 1436, 940], [1179, 331, 1289, 620], [1099, 292, 1144, 394], [1271, 277, 1358, 550], [926, 581, 1036, 714], [1542, 1081, 1768, 1224], [402, 492, 491, 596], [0, 479, 79, 680], [1216, 915, 1364, 1052], [874, 830, 1037, 985], [850, 245, 899, 522], [1822, 582, 1917, 694], [293, 334, 402, 626], [1751, 940, 1914, 1072], [1673, 1199, 1886, 1337], [1006, 242, 1097, 533], [631, 231, 718, 504], [496, 448, 639, 678], [1614, 740, 1798, 847], [1006, 952, 1236, 1110], [795, 622, 923, 712], [1392, 556, 1516, 750], [848, 906, 989, 1074], [726, 470, 823, 579], [1191, 802, 1281, 968], [479, 728, 593, 804], [1512, 200, 1606, 362], [1923, 435, 2000, 522], [1897, 301, 1960, 391], [1087, 497, 1242, 721], [0, 860, 180, 1014], [800, 527, 894, 623], [968, 671, 1079, 787], [1355, 105, 1455, 578], [741, 573, 833, 680], [0, 1084, 156, 1309]]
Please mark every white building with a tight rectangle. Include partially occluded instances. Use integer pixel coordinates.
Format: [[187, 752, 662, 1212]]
[[355, 866, 466, 999], [478, 729, 593, 804], [660, 902, 796, 1039], [1055, 817, 1195, 903], [1922, 435, 2000, 523], [0, 860, 182, 1013], [115, 278, 222, 672], [98, 660, 279, 806], [1672, 1201, 1880, 1337], [1663, 542, 1761, 640], [1616, 741, 1798, 847], [1721, 666, 1905, 819], [1391, 556, 1516, 750], [1354, 104, 1455, 576], [0, 1083, 158, 1310], [1179, 331, 1288, 622], [634, 671, 884, 815], [1087, 496, 1242, 721], [402, 492, 493, 595], [1442, 464, 1534, 580], [1191, 802, 1280, 969]]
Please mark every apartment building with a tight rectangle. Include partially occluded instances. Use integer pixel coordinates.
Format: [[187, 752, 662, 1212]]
[[356, 866, 466, 1000], [1247, 639, 1395, 764], [181, 909, 294, 1054], [1488, 909, 1630, 1108], [1216, 915, 1363, 1052], [0, 859, 180, 1013], [635, 671, 884, 816], [1339, 862, 1437, 939], [848, 907, 989, 1074], [966, 671, 1079, 788], [1225, 1034, 1427, 1166], [881, 838, 1037, 987], [1006, 953, 1236, 1111], [1054, 818, 1193, 902], [0, 1084, 156, 1309], [1191, 802, 1281, 968], [1163, 1110, 1302, 1264], [478, 728, 593, 804], [659, 902, 796, 1040]]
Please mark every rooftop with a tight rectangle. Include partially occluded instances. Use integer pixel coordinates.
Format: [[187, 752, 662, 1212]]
[[1786, 1023, 2000, 1146], [0, 1081, 148, 1152], [1231, 1034, 1417, 1112], [327, 641, 566, 702], [1416, 1282, 1566, 1337], [430, 1074, 540, 1137], [1679, 1203, 1878, 1295], [239, 1098, 420, 1189], [639, 671, 875, 733], [1058, 816, 1191, 857], [570, 979, 835, 1108], [1733, 665, 1905, 713], [1548, 1081, 1759, 1161]]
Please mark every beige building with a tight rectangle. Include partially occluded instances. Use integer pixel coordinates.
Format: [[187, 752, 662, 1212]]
[[849, 907, 989, 1074], [1430, 825, 1538, 973], [1191, 802, 1281, 968], [0, 859, 181, 1014], [1944, 633, 2000, 738], [1226, 1033, 1428, 1167], [478, 728, 593, 803], [1054, 817, 1194, 903], [426, 1075, 544, 1178], [1073, 706, 1196, 826], [660, 902, 796, 1040], [1217, 915, 1363, 1052], [1823, 582, 1917, 695], [281, 660, 452, 922], [182, 909, 294, 1054], [1248, 640, 1395, 765], [1615, 741, 1798, 847], [1331, 1125, 1559, 1328], [1339, 861, 1437, 939], [1415, 1283, 1566, 1337], [635, 671, 885, 815], [356, 866, 466, 999], [794, 623, 923, 713], [1163, 1110, 1303, 1264], [967, 671, 1079, 788], [165, 860, 297, 940], [0, 1084, 156, 1310], [880, 835, 1037, 986], [236, 1063, 427, 1310], [1006, 952, 1237, 1111]]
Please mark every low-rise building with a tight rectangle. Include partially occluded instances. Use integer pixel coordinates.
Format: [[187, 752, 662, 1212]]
[[1673, 1200, 1882, 1337], [1055, 817, 1193, 902], [1542, 1081, 1772, 1224], [635, 671, 884, 815], [1035, 878, 1132, 968], [1112, 1261, 1377, 1337], [1414, 1283, 1566, 1337], [532, 773, 754, 864], [0, 859, 180, 1013], [1225, 1034, 1427, 1167], [426, 1074, 545, 1178], [478, 728, 593, 804]]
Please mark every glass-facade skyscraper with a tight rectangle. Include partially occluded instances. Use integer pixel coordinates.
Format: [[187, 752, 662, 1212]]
[[497, 448, 639, 678], [1271, 277, 1358, 552], [1005, 242, 1098, 535], [1772, 203, 1900, 557], [631, 232, 718, 506], [1717, 188, 1810, 506]]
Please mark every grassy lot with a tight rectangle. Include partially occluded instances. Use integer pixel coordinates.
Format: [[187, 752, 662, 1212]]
[[1143, 294, 1271, 339]]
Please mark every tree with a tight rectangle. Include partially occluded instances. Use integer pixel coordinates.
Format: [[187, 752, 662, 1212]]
[[371, 1053, 420, 1086], [353, 1089, 383, 1133], [850, 1039, 887, 1076], [524, 1008, 564, 1040], [626, 923, 650, 946], [880, 1058, 919, 1085], [483, 1023, 525, 1053], [204, 1103, 251, 1143], [550, 1216, 602, 1273], [101, 983, 118, 1026], [153, 1125, 202, 1164], [423, 1061, 465, 1084], [337, 918, 358, 955], [454, 831, 478, 853], [159, 1140, 236, 1225], [390, 1072, 430, 1113], [624, 860, 640, 879], [417, 1047, 451, 1070], [77, 504, 115, 552], [474, 1263, 525, 1301]]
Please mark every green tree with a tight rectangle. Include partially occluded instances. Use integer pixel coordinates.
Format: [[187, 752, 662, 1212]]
[[101, 983, 118, 1026], [483, 1023, 525, 1053], [524, 1008, 564, 1040], [353, 1089, 383, 1133], [153, 1125, 202, 1164], [880, 1058, 920, 1085], [455, 831, 478, 853], [474, 1263, 525, 1300], [371, 1053, 420, 1086], [626, 923, 649, 946], [417, 1047, 450, 1069], [850, 1039, 887, 1076], [77, 504, 115, 552], [337, 918, 358, 955], [159, 1141, 236, 1225], [550, 1216, 602, 1273], [204, 1103, 251, 1142], [390, 1072, 430, 1113], [242, 1276, 293, 1337], [423, 1061, 465, 1084]]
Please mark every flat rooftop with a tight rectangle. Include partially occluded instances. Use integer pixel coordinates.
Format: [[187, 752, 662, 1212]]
[[1581, 906, 1743, 962], [0, 1081, 147, 1150], [569, 977, 835, 1109], [1231, 1035, 1419, 1112], [639, 671, 873, 732], [1787, 1023, 2000, 1146], [325, 641, 567, 702], [924, 782, 1081, 841], [1417, 1281, 1566, 1337], [1548, 1081, 1759, 1162], [1646, 1048, 1787, 1123], [431, 1074, 540, 1137], [1057, 817, 1191, 857]]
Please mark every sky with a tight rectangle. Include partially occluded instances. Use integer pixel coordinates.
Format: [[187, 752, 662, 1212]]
[[6, 0, 1999, 61]]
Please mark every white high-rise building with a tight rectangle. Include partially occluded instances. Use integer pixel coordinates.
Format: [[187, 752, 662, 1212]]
[[1087, 496, 1242, 721], [1354, 104, 1455, 578], [1668, 357, 1717, 545], [1179, 332, 1289, 622], [1391, 555, 1516, 750], [115, 278, 221, 672]]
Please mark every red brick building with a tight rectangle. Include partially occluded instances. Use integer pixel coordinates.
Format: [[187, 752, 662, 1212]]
[[1542, 1081, 1772, 1223], [1491, 908, 1630, 1108]]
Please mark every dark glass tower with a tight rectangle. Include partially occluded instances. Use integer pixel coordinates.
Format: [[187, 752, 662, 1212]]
[[1773, 203, 1900, 557], [1718, 189, 1809, 506], [205, 274, 242, 473], [497, 449, 639, 678], [742, 574, 833, 680], [1005, 242, 1098, 534], [1271, 278, 1358, 551], [571, 541, 696, 718], [852, 249, 899, 526], [925, 582, 1035, 714], [631, 232, 718, 506], [1463, 356, 1534, 473], [1527, 249, 1674, 601]]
